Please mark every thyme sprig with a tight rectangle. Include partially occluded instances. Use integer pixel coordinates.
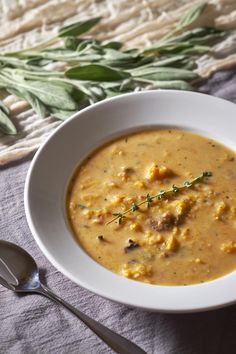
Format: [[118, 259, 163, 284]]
[[106, 171, 212, 225]]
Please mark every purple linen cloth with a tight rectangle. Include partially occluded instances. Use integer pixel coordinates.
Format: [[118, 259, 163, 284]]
[[1, 68, 236, 354]]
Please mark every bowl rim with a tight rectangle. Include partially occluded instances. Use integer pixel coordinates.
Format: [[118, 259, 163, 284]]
[[24, 89, 236, 313]]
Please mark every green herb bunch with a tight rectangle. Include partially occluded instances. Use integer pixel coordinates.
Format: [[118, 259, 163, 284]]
[[0, 2, 227, 135]]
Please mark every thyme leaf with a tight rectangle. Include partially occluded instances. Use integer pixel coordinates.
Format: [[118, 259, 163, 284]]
[[146, 193, 153, 207], [172, 184, 179, 193], [157, 190, 165, 200], [131, 203, 139, 212], [112, 212, 126, 224]]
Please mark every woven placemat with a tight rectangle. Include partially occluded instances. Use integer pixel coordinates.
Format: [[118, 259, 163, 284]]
[[0, 0, 236, 165]]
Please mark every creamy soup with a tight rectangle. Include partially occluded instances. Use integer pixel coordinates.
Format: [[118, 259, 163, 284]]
[[67, 129, 236, 285]]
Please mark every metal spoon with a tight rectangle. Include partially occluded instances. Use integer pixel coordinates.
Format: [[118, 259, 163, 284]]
[[0, 240, 146, 354]]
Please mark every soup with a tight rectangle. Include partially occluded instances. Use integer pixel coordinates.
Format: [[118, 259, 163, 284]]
[[67, 129, 236, 285]]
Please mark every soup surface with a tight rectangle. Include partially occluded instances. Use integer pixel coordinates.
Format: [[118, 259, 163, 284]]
[[67, 129, 236, 285]]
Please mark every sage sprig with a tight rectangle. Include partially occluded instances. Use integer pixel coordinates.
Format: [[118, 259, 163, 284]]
[[0, 100, 17, 135], [176, 3, 207, 30], [106, 171, 213, 225], [161, 2, 208, 41], [58, 17, 102, 37], [0, 68, 88, 121], [0, 2, 228, 135]]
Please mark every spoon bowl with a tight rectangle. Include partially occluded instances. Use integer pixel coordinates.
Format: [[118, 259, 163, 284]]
[[0, 240, 40, 291]]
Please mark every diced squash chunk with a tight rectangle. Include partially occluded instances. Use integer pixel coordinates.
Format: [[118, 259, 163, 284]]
[[175, 199, 191, 216], [92, 214, 105, 225], [230, 206, 236, 216], [165, 235, 179, 251], [106, 181, 119, 188], [146, 164, 169, 182], [130, 223, 142, 232], [181, 228, 190, 240], [215, 201, 227, 220], [81, 194, 99, 201], [82, 209, 94, 219], [220, 241, 236, 253], [69, 202, 77, 211], [148, 235, 164, 245], [140, 234, 164, 246], [110, 195, 124, 206], [134, 181, 146, 188], [122, 263, 152, 279]]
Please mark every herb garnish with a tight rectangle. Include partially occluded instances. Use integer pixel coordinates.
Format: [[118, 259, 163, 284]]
[[106, 171, 212, 225]]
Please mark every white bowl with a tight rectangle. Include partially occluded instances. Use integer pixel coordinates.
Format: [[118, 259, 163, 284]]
[[25, 90, 236, 313]]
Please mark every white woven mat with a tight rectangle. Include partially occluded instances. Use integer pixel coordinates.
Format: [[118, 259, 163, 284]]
[[0, 0, 236, 165]]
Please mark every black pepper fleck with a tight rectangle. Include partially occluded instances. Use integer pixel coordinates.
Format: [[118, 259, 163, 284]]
[[97, 235, 105, 241], [124, 239, 140, 253]]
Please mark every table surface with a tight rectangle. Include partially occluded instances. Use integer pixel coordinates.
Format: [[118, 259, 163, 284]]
[[1, 68, 236, 354]]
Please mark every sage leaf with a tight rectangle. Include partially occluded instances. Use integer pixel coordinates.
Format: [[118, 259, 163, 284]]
[[167, 27, 225, 45], [58, 17, 101, 37], [132, 67, 198, 81], [25, 92, 49, 118], [65, 64, 131, 81], [0, 56, 33, 70], [180, 45, 209, 55], [7, 88, 49, 118], [119, 78, 136, 92], [64, 37, 81, 50], [49, 108, 78, 120], [0, 100, 10, 115], [102, 79, 135, 93], [100, 82, 124, 89], [176, 2, 207, 30], [12, 79, 83, 110], [49, 96, 89, 119], [143, 41, 209, 56], [150, 80, 192, 90], [180, 60, 197, 70], [105, 89, 121, 98], [0, 101, 17, 135], [26, 57, 54, 67], [130, 57, 186, 74], [88, 85, 106, 102], [167, 27, 209, 43], [104, 48, 137, 61], [148, 55, 187, 68], [103, 41, 123, 50], [188, 32, 227, 45], [101, 49, 142, 68], [142, 42, 192, 55]]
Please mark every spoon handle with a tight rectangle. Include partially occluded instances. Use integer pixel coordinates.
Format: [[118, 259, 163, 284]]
[[37, 284, 146, 354]]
